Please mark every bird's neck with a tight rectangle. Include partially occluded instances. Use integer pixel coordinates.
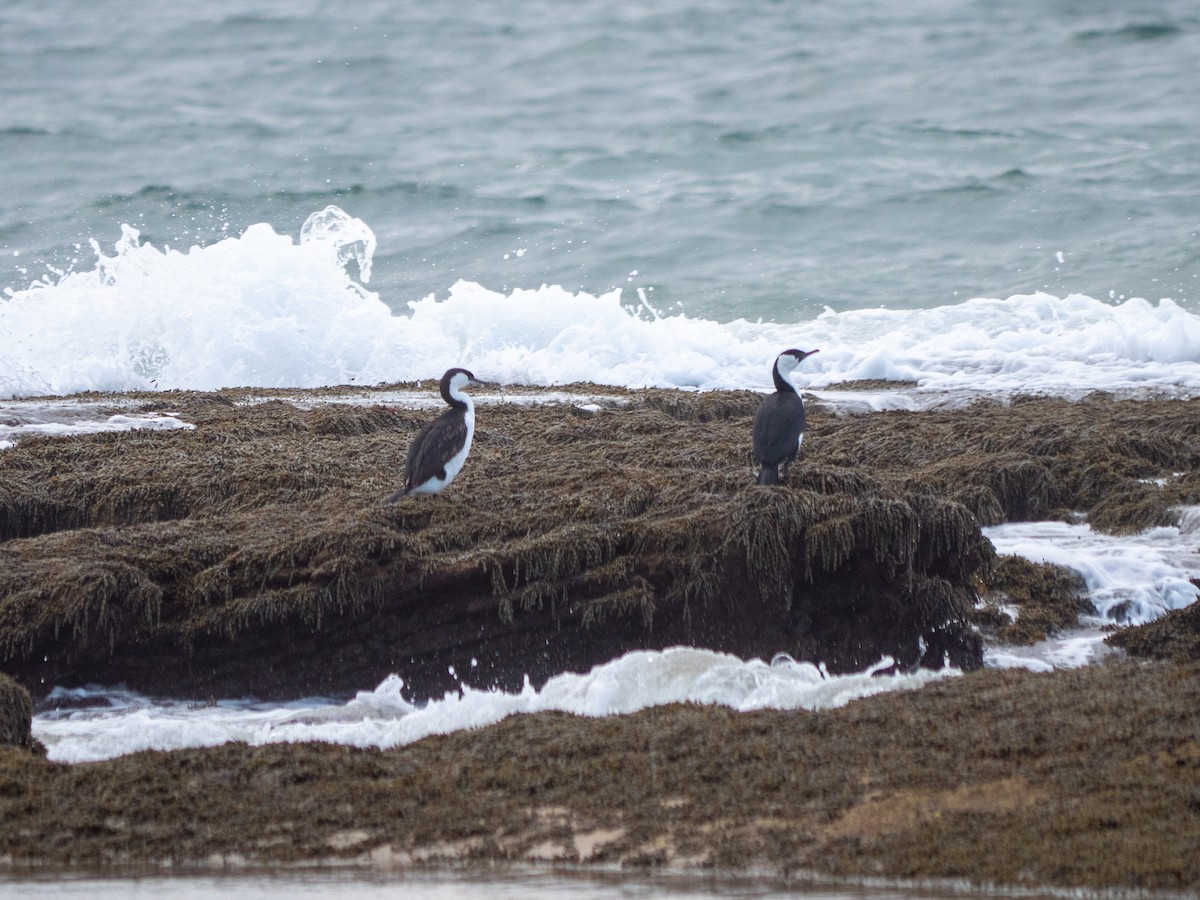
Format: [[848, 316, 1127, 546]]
[[460, 394, 475, 435], [443, 380, 472, 411], [772, 364, 798, 394], [447, 389, 473, 415]]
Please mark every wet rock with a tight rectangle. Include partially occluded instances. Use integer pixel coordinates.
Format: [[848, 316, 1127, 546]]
[[0, 673, 43, 754], [0, 388, 1196, 702], [0, 662, 1197, 891], [1108, 586, 1200, 662], [974, 556, 1093, 644], [1, 387, 1199, 892]]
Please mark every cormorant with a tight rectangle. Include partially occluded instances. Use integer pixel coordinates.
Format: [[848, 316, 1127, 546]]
[[752, 348, 819, 485]]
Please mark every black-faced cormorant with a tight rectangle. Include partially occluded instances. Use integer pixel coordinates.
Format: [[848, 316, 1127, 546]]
[[389, 367, 484, 500], [752, 348, 819, 485]]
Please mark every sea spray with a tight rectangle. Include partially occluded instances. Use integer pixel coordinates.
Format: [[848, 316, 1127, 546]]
[[985, 516, 1200, 626], [33, 648, 958, 764], [4, 209, 1200, 400]]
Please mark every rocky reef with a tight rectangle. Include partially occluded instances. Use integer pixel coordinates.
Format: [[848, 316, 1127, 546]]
[[0, 673, 41, 754], [2, 387, 1195, 702], [1, 661, 1198, 890], [1109, 596, 1200, 662], [1, 385, 1198, 889]]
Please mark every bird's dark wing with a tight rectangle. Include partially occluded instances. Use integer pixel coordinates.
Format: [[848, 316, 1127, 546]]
[[404, 409, 468, 491], [752, 393, 806, 466]]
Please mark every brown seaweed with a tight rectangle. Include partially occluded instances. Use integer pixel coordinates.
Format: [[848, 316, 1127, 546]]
[[0, 662, 1197, 890], [0, 388, 1196, 702]]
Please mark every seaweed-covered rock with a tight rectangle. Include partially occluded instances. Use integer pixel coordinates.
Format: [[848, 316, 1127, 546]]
[[0, 673, 42, 754], [974, 556, 1093, 644], [1107, 587, 1200, 662], [0, 388, 1195, 701], [0, 661, 1198, 890]]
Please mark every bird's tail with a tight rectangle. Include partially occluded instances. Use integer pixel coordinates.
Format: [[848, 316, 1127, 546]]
[[756, 463, 780, 486]]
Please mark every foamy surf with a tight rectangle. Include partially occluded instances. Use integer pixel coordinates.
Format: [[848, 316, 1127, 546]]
[[3, 207, 1198, 400], [986, 511, 1200, 626], [0, 403, 193, 449], [982, 508, 1200, 671], [33, 648, 957, 764]]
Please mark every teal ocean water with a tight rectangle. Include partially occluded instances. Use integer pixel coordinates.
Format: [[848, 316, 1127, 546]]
[[3, 0, 1198, 326]]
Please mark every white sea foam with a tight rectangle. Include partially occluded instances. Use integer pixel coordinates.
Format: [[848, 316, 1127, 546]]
[[33, 648, 956, 764], [0, 404, 193, 448], [3, 209, 1198, 400], [982, 509, 1200, 670]]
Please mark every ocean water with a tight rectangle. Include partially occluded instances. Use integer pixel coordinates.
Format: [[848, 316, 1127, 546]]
[[2, 202, 1199, 398], [3, 0, 1200, 878], [2, 0, 1200, 374], [0, 868, 1045, 900]]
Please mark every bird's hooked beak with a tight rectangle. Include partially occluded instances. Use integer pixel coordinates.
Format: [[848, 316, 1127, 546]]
[[782, 348, 819, 365]]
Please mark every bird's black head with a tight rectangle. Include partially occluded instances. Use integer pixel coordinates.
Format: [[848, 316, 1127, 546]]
[[772, 348, 818, 392], [439, 367, 485, 405], [776, 348, 818, 374], [440, 366, 477, 385]]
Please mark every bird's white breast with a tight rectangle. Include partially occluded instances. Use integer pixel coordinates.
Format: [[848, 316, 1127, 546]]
[[408, 401, 475, 494], [439, 404, 475, 486]]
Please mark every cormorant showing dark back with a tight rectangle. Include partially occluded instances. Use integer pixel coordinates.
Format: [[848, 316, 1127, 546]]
[[752, 348, 819, 485], [389, 367, 484, 500]]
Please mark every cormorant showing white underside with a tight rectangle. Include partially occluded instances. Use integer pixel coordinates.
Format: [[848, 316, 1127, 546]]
[[752, 348, 819, 486], [389, 367, 484, 500]]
